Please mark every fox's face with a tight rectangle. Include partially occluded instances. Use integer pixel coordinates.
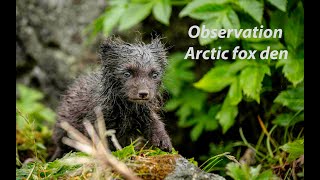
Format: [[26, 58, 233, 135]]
[[99, 37, 167, 104]]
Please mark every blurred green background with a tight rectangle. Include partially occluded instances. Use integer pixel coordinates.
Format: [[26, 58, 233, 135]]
[[16, 0, 304, 179]]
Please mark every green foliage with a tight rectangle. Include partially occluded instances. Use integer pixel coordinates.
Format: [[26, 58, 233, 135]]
[[267, 0, 287, 12], [119, 2, 154, 31], [16, 84, 56, 162], [200, 152, 235, 173], [111, 140, 178, 160], [16, 84, 56, 130], [164, 53, 222, 140], [274, 86, 304, 111], [280, 138, 304, 162], [194, 61, 271, 132], [16, 152, 88, 179], [153, 0, 172, 25], [226, 163, 278, 180], [85, 0, 173, 40], [16, 146, 179, 179], [276, 2, 304, 86]]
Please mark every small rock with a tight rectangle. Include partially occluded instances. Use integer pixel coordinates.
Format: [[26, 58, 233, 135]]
[[165, 156, 226, 180]]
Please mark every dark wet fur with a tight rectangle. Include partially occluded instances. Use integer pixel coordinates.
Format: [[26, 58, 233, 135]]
[[50, 37, 172, 161]]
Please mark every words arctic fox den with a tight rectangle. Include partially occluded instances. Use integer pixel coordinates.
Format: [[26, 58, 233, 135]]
[[184, 25, 288, 60]]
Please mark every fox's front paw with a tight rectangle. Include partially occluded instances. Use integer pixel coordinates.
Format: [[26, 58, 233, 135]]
[[151, 133, 172, 152]]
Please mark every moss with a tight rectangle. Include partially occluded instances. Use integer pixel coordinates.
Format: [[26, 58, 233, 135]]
[[131, 154, 180, 180]]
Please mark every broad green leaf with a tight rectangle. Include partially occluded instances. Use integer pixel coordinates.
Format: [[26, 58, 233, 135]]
[[221, 8, 240, 30], [199, 17, 222, 45], [205, 105, 220, 131], [153, 0, 171, 25], [269, 10, 287, 30], [189, 11, 223, 20], [188, 2, 227, 19], [216, 98, 238, 133], [239, 65, 270, 103], [249, 164, 261, 178], [163, 53, 195, 96], [102, 6, 125, 35], [226, 162, 249, 180], [17, 84, 43, 103], [272, 113, 304, 127], [284, 2, 304, 50], [237, 0, 264, 23], [227, 162, 276, 180], [119, 3, 153, 31], [274, 86, 304, 111], [228, 78, 242, 105], [280, 139, 304, 162], [191, 121, 204, 141], [276, 53, 304, 86], [228, 60, 252, 73], [174, 88, 207, 124], [164, 98, 181, 111], [179, 0, 229, 17], [176, 103, 192, 124], [37, 108, 57, 123], [267, 0, 287, 12], [194, 65, 235, 92], [256, 169, 276, 180], [246, 41, 285, 51]]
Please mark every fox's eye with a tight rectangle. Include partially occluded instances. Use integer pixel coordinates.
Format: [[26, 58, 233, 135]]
[[152, 72, 159, 79], [124, 72, 131, 78]]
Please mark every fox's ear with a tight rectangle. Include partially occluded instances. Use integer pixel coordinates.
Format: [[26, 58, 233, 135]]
[[148, 37, 168, 68], [99, 37, 126, 64]]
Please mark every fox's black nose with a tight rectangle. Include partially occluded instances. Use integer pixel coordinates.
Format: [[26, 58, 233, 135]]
[[138, 91, 149, 99]]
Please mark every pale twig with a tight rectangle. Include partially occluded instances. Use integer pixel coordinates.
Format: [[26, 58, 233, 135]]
[[60, 121, 92, 145], [59, 107, 141, 180]]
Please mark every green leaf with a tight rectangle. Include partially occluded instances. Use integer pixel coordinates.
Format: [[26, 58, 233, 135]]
[[119, 2, 153, 31], [267, 0, 287, 12], [153, 0, 171, 25], [249, 164, 261, 178], [205, 105, 220, 131], [226, 162, 249, 180], [276, 53, 304, 86], [194, 65, 235, 92], [189, 11, 223, 20], [216, 98, 238, 133], [221, 8, 240, 29], [272, 113, 304, 127], [199, 17, 222, 45], [274, 86, 304, 111], [17, 84, 43, 103], [239, 65, 270, 103], [256, 169, 276, 180], [164, 98, 181, 111], [191, 120, 204, 141], [179, 0, 229, 18], [246, 41, 285, 51], [269, 10, 287, 30], [37, 108, 56, 123], [228, 78, 242, 105], [237, 0, 264, 23], [284, 2, 304, 50], [228, 60, 252, 73], [174, 88, 207, 124], [177, 105, 193, 125], [163, 53, 195, 96], [226, 162, 276, 180], [280, 139, 304, 162], [102, 6, 125, 35]]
